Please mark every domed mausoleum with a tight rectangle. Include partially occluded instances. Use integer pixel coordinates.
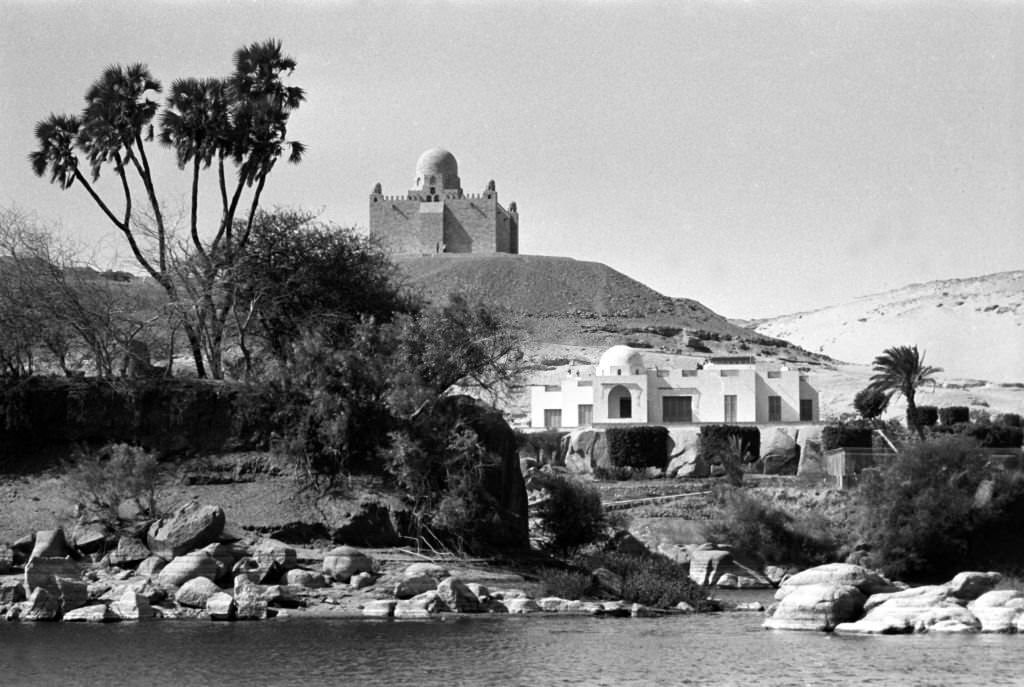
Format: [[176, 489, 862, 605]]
[[370, 148, 518, 255]]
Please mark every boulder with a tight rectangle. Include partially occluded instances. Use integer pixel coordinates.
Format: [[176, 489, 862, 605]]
[[601, 601, 631, 617], [350, 572, 374, 590], [395, 575, 437, 599], [174, 577, 222, 609], [29, 529, 71, 561], [437, 577, 480, 613], [688, 545, 771, 588], [331, 503, 403, 547], [563, 428, 610, 475], [764, 583, 866, 631], [322, 546, 373, 583], [914, 605, 981, 633], [504, 598, 541, 614], [110, 589, 154, 620], [284, 569, 328, 589], [836, 585, 958, 635], [62, 604, 116, 623], [21, 587, 60, 621], [136, 555, 167, 579], [232, 556, 283, 585], [71, 525, 109, 556], [666, 429, 706, 478], [55, 576, 89, 613], [968, 590, 1024, 633], [402, 562, 450, 581], [775, 563, 897, 600], [592, 568, 623, 597], [760, 428, 799, 475], [201, 543, 238, 583], [206, 592, 236, 621], [631, 603, 663, 618], [156, 551, 219, 588], [394, 591, 447, 618], [538, 597, 571, 612], [108, 536, 152, 568], [0, 577, 26, 604], [146, 502, 226, 560], [795, 426, 825, 477], [466, 583, 490, 601], [863, 585, 953, 613], [24, 557, 81, 597], [233, 578, 268, 620], [947, 571, 1002, 601], [101, 577, 166, 605], [253, 539, 297, 571], [361, 599, 396, 618]]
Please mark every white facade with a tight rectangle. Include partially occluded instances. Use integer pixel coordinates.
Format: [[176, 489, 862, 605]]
[[528, 345, 820, 429]]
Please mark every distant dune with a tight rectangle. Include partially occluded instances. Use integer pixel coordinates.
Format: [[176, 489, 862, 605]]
[[753, 270, 1024, 382]]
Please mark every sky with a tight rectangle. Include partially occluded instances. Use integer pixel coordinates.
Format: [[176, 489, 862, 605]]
[[2, 0, 1022, 318]]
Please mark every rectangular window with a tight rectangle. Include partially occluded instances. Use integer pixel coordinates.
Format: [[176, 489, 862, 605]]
[[724, 395, 737, 423], [577, 404, 593, 426], [662, 396, 693, 423], [544, 384, 560, 392], [767, 370, 781, 379], [681, 369, 698, 377], [619, 397, 632, 419], [800, 399, 814, 422], [768, 396, 782, 422], [544, 409, 562, 429], [720, 370, 739, 377]]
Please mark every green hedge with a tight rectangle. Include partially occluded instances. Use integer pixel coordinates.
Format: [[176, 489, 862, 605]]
[[698, 425, 761, 463], [821, 422, 873, 450], [933, 422, 1024, 449], [913, 406, 939, 427], [605, 426, 669, 469], [1000, 413, 1022, 428], [939, 406, 970, 426]]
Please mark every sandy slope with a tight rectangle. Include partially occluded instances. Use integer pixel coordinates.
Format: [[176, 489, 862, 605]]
[[753, 270, 1024, 383]]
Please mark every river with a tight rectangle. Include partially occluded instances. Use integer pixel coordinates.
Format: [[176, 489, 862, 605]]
[[1, 610, 1021, 687]]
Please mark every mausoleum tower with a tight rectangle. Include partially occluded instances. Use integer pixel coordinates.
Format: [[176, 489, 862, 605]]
[[370, 148, 518, 255]]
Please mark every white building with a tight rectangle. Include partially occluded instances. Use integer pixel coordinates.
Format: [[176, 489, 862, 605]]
[[528, 345, 820, 429]]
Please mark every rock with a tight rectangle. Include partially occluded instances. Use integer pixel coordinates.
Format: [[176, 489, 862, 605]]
[[322, 546, 373, 583], [253, 539, 297, 571], [601, 601, 631, 617], [394, 591, 447, 618], [174, 577, 222, 609], [592, 568, 623, 597], [331, 503, 403, 547], [491, 589, 528, 600], [763, 565, 792, 587], [675, 601, 696, 613], [24, 557, 81, 597], [0, 546, 11, 574], [968, 590, 1024, 633], [361, 599, 396, 617], [62, 604, 116, 623], [863, 585, 953, 613], [101, 577, 166, 605], [395, 575, 436, 599], [631, 603, 663, 618], [947, 571, 1002, 601], [108, 536, 152, 568], [55, 576, 89, 613], [285, 569, 328, 589], [505, 598, 541, 614], [733, 601, 765, 612], [466, 583, 490, 600], [763, 583, 866, 631], [262, 585, 303, 609], [21, 587, 60, 621], [12, 533, 35, 557], [201, 543, 237, 583], [795, 425, 825, 477], [136, 555, 167, 579], [146, 502, 226, 560], [110, 589, 154, 620], [606, 531, 648, 557], [0, 577, 26, 604], [760, 428, 799, 475], [666, 429, 706, 478], [156, 551, 219, 588], [206, 592, 236, 621], [538, 597, 571, 612], [72, 525, 108, 556], [402, 562, 450, 581], [437, 577, 480, 613], [29, 529, 71, 561], [914, 605, 981, 633], [232, 556, 283, 585], [233, 578, 268, 620], [349, 572, 374, 590], [775, 564, 897, 600]]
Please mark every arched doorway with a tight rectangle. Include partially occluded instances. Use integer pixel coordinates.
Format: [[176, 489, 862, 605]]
[[608, 385, 632, 419]]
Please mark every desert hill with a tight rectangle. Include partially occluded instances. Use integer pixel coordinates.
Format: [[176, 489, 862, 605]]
[[751, 270, 1024, 383]]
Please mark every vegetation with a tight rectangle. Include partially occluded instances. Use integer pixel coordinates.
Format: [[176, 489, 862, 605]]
[[821, 419, 874, 450], [605, 426, 669, 470], [939, 406, 970, 426], [867, 345, 942, 439], [529, 471, 608, 554], [573, 551, 708, 609], [699, 425, 760, 484], [63, 444, 162, 529], [853, 387, 889, 420]]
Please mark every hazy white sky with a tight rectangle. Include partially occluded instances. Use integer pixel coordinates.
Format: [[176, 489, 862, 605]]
[[2, 0, 1022, 318]]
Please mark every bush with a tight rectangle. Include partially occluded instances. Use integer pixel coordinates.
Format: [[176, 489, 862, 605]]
[[853, 388, 889, 420], [63, 444, 162, 529], [701, 486, 841, 566], [605, 426, 669, 470], [821, 420, 873, 450], [538, 567, 593, 600], [573, 551, 708, 609], [530, 471, 608, 554], [699, 425, 760, 464], [999, 413, 1022, 428], [939, 406, 970, 426], [913, 405, 939, 427], [855, 435, 1024, 581]]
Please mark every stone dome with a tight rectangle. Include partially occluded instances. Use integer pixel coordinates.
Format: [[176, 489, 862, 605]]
[[415, 148, 460, 189], [597, 345, 646, 376]]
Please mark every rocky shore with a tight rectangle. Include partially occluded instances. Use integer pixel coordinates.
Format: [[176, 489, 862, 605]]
[[0, 501, 699, 623]]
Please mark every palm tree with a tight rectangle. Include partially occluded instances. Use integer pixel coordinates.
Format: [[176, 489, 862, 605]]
[[868, 345, 943, 439]]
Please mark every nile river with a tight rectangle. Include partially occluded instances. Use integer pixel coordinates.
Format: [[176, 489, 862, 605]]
[[0, 610, 1020, 687]]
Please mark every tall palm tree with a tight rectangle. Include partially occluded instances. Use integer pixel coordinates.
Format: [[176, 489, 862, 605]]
[[868, 345, 943, 439]]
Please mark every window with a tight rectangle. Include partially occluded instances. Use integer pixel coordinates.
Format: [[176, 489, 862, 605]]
[[800, 399, 814, 422], [578, 404, 593, 426], [768, 396, 782, 422], [767, 370, 781, 379], [544, 384, 560, 392], [720, 370, 739, 377], [663, 396, 693, 423], [619, 397, 632, 418], [681, 369, 697, 377], [544, 409, 562, 429], [724, 395, 737, 423]]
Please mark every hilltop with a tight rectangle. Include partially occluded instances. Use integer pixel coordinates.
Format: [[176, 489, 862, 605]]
[[751, 270, 1024, 383]]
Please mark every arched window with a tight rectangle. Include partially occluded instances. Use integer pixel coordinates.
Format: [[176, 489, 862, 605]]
[[608, 385, 632, 419]]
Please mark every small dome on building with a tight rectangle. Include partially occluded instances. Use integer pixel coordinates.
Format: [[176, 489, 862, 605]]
[[597, 345, 645, 376], [415, 148, 460, 189]]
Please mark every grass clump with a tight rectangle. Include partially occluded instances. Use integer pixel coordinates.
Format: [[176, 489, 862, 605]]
[[63, 443, 163, 529]]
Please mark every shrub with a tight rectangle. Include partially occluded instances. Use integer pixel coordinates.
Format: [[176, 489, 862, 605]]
[[63, 444, 162, 529], [538, 567, 593, 600], [605, 426, 669, 470], [574, 551, 708, 609], [914, 405, 939, 427], [701, 486, 841, 566], [699, 425, 760, 464], [530, 471, 608, 554], [821, 420, 873, 450], [939, 406, 970, 426], [999, 413, 1022, 428], [853, 388, 889, 420]]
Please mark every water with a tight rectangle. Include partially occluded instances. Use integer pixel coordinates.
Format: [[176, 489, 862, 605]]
[[0, 612, 1020, 687]]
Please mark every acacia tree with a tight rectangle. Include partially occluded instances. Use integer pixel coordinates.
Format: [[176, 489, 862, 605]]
[[867, 345, 942, 439], [30, 39, 304, 378]]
